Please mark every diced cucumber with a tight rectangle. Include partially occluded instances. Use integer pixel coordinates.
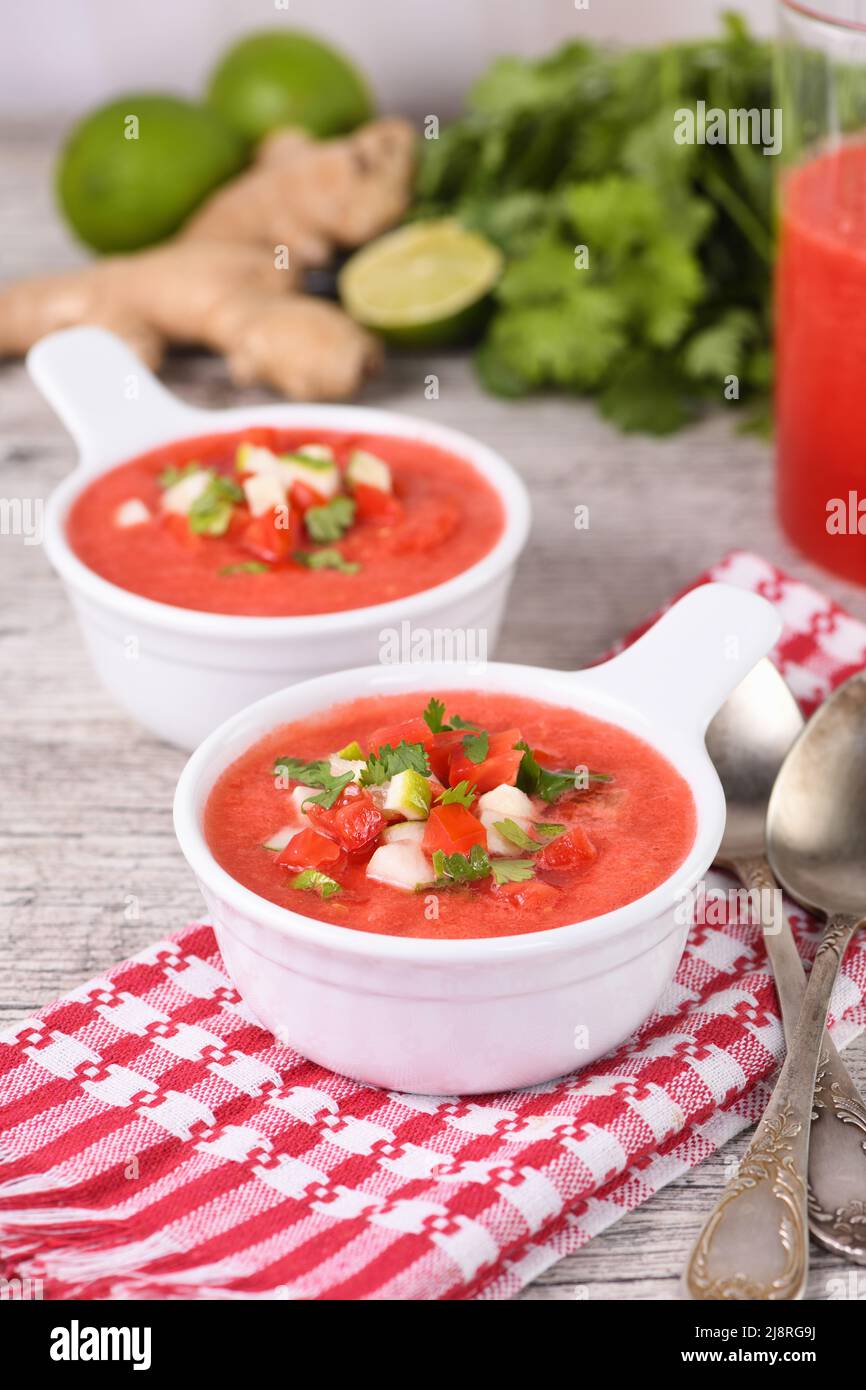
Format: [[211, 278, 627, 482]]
[[262, 825, 296, 852], [384, 768, 432, 820], [382, 821, 427, 845], [366, 841, 434, 891], [346, 449, 392, 493], [281, 452, 340, 499], [337, 740, 364, 760], [160, 469, 212, 516], [243, 471, 287, 517], [296, 444, 335, 462], [114, 498, 151, 528], [477, 783, 536, 820]]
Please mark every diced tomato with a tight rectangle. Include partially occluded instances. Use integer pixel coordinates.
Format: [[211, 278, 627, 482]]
[[352, 481, 404, 524], [307, 785, 385, 853], [290, 480, 329, 513], [225, 505, 252, 539], [426, 729, 465, 783], [448, 729, 523, 795], [422, 803, 487, 857], [366, 716, 434, 756], [276, 829, 343, 871], [493, 880, 561, 910], [538, 826, 597, 870], [240, 506, 298, 563], [161, 512, 204, 551]]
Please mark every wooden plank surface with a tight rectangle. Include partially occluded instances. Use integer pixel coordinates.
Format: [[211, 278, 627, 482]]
[[2, 123, 866, 1301]]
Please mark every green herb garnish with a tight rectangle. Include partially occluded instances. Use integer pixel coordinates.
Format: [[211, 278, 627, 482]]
[[219, 561, 270, 576], [294, 548, 360, 574], [514, 741, 611, 803], [360, 740, 430, 786], [304, 496, 356, 543], [437, 780, 477, 807], [188, 474, 244, 536], [461, 729, 489, 765], [289, 869, 342, 899], [422, 698, 480, 735], [158, 462, 201, 489], [491, 859, 535, 885], [273, 756, 354, 809], [430, 843, 492, 888]]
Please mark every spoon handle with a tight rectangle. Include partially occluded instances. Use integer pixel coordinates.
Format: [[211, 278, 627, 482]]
[[686, 910, 860, 1300], [734, 858, 866, 1265]]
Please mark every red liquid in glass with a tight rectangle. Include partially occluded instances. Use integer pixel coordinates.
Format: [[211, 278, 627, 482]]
[[776, 142, 866, 582]]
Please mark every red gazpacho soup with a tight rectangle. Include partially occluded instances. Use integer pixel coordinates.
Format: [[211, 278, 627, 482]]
[[204, 690, 697, 940], [66, 428, 504, 616]]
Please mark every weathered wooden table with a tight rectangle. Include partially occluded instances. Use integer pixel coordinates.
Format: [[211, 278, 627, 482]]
[[2, 124, 865, 1300]]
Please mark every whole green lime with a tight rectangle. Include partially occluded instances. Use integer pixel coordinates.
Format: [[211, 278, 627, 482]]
[[57, 94, 247, 253], [207, 30, 374, 142]]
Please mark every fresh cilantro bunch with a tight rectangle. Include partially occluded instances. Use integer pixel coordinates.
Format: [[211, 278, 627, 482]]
[[413, 14, 774, 433]]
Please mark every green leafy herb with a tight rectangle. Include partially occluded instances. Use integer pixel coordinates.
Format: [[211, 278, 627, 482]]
[[492, 819, 546, 852], [535, 822, 567, 839], [289, 869, 342, 899], [219, 561, 270, 576], [188, 474, 244, 536], [158, 462, 201, 489], [422, 698, 480, 735], [360, 740, 430, 786], [272, 756, 354, 809], [491, 858, 536, 885], [438, 780, 477, 807], [423, 697, 447, 734], [430, 843, 492, 888], [514, 741, 611, 803], [461, 729, 489, 764], [293, 548, 360, 574], [412, 15, 774, 432], [304, 496, 356, 543]]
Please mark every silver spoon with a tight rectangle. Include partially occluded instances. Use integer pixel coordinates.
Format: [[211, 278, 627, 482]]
[[704, 660, 866, 1266], [687, 668, 866, 1299]]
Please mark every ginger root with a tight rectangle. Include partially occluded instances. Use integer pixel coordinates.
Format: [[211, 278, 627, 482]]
[[0, 118, 416, 401], [183, 118, 417, 264]]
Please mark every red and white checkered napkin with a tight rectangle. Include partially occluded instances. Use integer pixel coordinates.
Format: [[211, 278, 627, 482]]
[[3, 551, 866, 1301]]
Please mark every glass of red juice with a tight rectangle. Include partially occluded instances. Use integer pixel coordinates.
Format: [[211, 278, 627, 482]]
[[777, 0, 866, 582]]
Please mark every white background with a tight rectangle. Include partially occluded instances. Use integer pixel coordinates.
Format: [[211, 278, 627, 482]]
[[1, 0, 774, 121]]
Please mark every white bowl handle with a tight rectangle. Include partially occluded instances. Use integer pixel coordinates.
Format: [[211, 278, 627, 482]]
[[27, 326, 212, 471], [578, 583, 783, 739]]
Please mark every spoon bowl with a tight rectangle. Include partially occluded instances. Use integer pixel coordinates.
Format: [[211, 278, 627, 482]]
[[707, 659, 804, 868], [767, 671, 866, 918]]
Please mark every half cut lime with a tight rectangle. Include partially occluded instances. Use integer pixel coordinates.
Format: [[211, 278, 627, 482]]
[[339, 219, 503, 347]]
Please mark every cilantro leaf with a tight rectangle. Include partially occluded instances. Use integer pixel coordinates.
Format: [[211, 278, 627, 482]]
[[430, 844, 492, 888], [272, 756, 354, 809], [514, 741, 611, 803], [304, 496, 356, 543], [360, 740, 430, 786], [188, 474, 244, 536], [423, 697, 447, 734], [219, 561, 270, 576], [288, 869, 342, 899], [461, 730, 489, 765], [438, 780, 477, 807], [448, 714, 480, 730], [492, 819, 544, 852], [491, 858, 536, 885], [294, 548, 359, 574], [158, 462, 201, 489]]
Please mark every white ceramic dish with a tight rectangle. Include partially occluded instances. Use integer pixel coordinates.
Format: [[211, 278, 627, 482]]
[[31, 326, 530, 750], [174, 582, 781, 1095]]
